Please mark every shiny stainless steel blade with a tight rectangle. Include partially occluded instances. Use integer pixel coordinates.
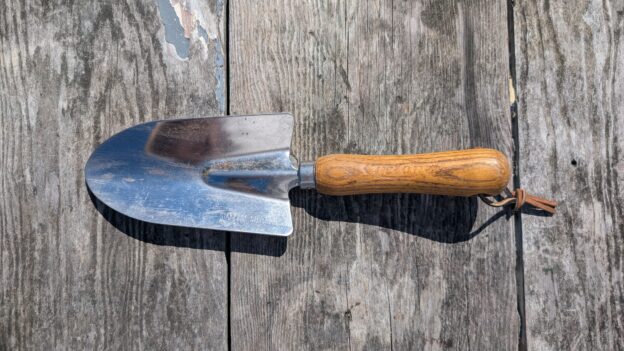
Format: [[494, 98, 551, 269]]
[[85, 114, 298, 236]]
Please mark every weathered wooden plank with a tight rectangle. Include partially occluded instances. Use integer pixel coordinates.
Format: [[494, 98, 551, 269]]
[[0, 1, 227, 349], [230, 0, 518, 349], [514, 0, 624, 349]]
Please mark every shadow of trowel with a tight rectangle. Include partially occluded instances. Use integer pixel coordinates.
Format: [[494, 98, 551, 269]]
[[289, 189, 509, 243], [89, 185, 510, 256]]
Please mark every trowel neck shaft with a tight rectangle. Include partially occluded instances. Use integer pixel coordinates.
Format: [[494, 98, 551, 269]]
[[297, 162, 316, 189]]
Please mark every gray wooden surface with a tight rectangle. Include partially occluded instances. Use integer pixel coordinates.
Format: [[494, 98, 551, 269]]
[[2, 0, 623, 350], [514, 0, 624, 349], [0, 1, 227, 349], [229, 0, 518, 349]]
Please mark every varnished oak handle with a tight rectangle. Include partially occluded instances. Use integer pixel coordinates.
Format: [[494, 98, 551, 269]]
[[315, 148, 510, 196]]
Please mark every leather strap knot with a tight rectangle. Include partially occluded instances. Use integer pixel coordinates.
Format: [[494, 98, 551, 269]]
[[480, 188, 557, 215]]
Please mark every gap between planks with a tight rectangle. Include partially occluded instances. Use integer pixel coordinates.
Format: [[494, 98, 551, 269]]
[[507, 0, 528, 350]]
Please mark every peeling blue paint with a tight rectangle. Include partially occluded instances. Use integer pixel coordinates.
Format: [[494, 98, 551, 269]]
[[216, 0, 224, 19], [197, 22, 210, 43], [214, 39, 226, 113], [196, 22, 225, 112], [156, 0, 190, 59], [215, 0, 226, 113]]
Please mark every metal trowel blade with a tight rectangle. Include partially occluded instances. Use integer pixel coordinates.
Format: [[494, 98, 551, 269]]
[[85, 114, 298, 236]]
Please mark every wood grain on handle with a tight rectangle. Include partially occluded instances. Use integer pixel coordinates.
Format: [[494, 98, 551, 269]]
[[315, 148, 511, 196]]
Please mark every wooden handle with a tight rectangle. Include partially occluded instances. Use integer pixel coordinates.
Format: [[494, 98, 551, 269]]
[[315, 148, 510, 196]]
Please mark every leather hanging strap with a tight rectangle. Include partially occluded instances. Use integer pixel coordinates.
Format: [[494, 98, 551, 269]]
[[480, 188, 557, 215]]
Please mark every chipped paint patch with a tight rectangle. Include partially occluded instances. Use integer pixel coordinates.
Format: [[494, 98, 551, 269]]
[[156, 0, 190, 59], [172, 0, 196, 38], [157, 0, 221, 58], [155, 0, 225, 111]]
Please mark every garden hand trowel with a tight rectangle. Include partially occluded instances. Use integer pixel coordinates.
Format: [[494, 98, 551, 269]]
[[85, 113, 511, 236]]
